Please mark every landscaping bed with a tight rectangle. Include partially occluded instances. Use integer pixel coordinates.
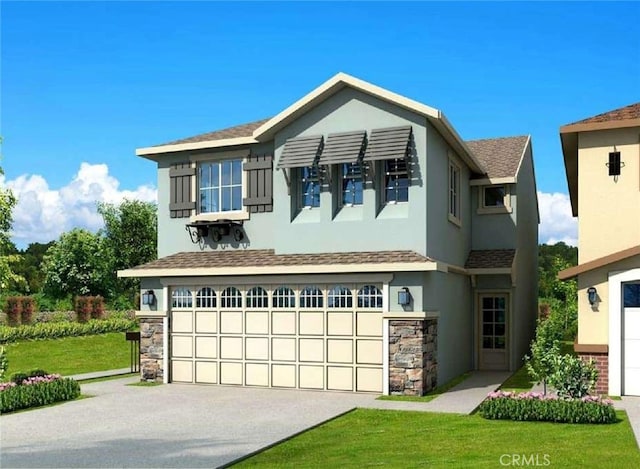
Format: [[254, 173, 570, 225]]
[[0, 372, 80, 413]]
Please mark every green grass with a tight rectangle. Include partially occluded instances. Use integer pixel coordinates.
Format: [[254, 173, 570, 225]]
[[377, 372, 470, 402], [79, 373, 138, 384], [501, 365, 536, 392], [3, 332, 131, 377], [236, 409, 639, 468], [126, 381, 162, 387]]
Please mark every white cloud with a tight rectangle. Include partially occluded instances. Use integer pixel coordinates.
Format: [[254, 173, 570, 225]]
[[538, 191, 578, 246], [2, 163, 157, 246]]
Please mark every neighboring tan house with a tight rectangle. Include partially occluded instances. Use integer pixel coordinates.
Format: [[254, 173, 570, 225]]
[[558, 102, 640, 396], [119, 73, 539, 395]]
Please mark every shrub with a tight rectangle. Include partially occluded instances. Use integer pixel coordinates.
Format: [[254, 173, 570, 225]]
[[478, 391, 616, 424], [28, 369, 49, 378], [91, 296, 105, 320], [21, 297, 35, 325], [548, 354, 598, 399], [0, 317, 138, 344], [0, 375, 81, 413], [34, 311, 75, 323], [108, 294, 136, 312], [11, 372, 29, 385], [4, 297, 23, 326], [75, 296, 92, 323]]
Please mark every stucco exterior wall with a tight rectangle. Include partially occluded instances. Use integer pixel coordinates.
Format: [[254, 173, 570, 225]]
[[272, 87, 429, 256], [577, 127, 640, 264], [577, 255, 640, 345], [470, 186, 517, 251], [425, 122, 471, 267], [513, 142, 539, 370]]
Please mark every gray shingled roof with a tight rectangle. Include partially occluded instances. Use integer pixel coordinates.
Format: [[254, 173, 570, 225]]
[[465, 136, 529, 179], [132, 249, 432, 270], [154, 118, 270, 147], [465, 249, 516, 269], [565, 102, 640, 126]]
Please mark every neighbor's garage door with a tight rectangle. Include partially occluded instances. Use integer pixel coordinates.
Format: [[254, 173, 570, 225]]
[[624, 282, 640, 395], [169, 284, 383, 393]]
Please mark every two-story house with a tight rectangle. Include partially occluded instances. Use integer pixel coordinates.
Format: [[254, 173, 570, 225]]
[[558, 102, 640, 396], [120, 73, 539, 395]]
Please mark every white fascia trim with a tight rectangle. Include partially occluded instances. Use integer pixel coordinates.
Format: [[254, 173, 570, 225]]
[[135, 310, 167, 318], [136, 136, 258, 156], [383, 311, 440, 319], [608, 268, 640, 396], [513, 135, 531, 181], [118, 262, 441, 278], [252, 72, 440, 140], [162, 273, 394, 287], [469, 177, 517, 187], [436, 113, 486, 173]]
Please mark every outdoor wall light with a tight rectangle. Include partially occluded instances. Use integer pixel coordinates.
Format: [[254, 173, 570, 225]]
[[142, 290, 156, 306], [398, 287, 411, 306], [587, 287, 598, 306]]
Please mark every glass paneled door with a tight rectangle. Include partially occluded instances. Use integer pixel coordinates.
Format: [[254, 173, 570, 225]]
[[479, 294, 508, 370]]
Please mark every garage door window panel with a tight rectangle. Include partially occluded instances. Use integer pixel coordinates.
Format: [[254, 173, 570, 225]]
[[172, 287, 193, 309], [273, 286, 296, 308], [221, 287, 243, 309], [328, 286, 353, 308], [357, 285, 383, 309], [300, 286, 324, 308], [196, 287, 217, 309], [247, 286, 269, 308]]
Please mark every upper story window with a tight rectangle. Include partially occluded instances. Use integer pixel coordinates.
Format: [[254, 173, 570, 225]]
[[448, 161, 461, 223], [199, 159, 243, 213], [300, 166, 321, 208], [384, 159, 409, 203], [479, 185, 512, 213], [341, 163, 364, 206]]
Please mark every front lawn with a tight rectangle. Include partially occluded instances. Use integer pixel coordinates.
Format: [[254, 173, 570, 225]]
[[236, 409, 639, 468], [3, 332, 131, 377]]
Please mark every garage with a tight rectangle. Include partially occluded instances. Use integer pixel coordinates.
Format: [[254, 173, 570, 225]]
[[623, 282, 640, 395], [169, 283, 384, 393]]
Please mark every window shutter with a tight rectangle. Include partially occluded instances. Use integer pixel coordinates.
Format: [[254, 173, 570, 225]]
[[243, 154, 273, 213], [169, 163, 196, 218]]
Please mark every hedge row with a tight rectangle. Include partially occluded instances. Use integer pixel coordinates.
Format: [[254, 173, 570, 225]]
[[478, 391, 617, 424], [0, 376, 81, 413], [0, 317, 137, 344]]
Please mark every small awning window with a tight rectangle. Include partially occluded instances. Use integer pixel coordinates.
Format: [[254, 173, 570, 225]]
[[363, 126, 412, 162], [319, 130, 366, 165], [277, 135, 323, 169]]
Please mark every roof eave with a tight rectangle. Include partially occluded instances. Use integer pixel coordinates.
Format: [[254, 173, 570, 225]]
[[136, 136, 258, 158], [432, 113, 486, 174], [560, 118, 640, 135], [559, 131, 579, 217], [558, 245, 640, 280]]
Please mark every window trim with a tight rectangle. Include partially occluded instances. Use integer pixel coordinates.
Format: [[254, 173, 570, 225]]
[[340, 163, 364, 207], [448, 160, 461, 226], [478, 184, 512, 214], [299, 165, 322, 209], [197, 158, 247, 217], [383, 158, 409, 205]]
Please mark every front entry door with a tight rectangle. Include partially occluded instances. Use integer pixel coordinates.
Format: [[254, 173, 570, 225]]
[[479, 294, 508, 371]]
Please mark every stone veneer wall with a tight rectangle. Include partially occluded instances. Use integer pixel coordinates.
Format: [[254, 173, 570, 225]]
[[388, 319, 437, 396], [577, 352, 608, 395], [140, 317, 164, 382]]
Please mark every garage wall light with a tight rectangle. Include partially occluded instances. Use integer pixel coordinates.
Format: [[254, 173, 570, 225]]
[[398, 287, 411, 306], [142, 290, 156, 306], [587, 287, 598, 306]]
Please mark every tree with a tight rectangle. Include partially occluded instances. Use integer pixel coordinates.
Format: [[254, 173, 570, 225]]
[[98, 200, 157, 301], [538, 242, 578, 300], [9, 242, 55, 294], [43, 228, 113, 298], [0, 137, 26, 291]]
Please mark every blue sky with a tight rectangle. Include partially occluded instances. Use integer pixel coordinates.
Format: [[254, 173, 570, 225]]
[[1, 1, 639, 247]]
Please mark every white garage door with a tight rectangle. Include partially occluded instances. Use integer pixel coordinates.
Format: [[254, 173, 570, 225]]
[[624, 282, 640, 395], [169, 283, 384, 393]]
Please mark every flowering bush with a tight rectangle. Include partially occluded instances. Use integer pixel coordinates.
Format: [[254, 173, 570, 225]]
[[479, 390, 616, 424], [0, 374, 80, 413], [548, 354, 598, 398]]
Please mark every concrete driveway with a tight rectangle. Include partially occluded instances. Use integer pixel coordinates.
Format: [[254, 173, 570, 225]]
[[1, 376, 377, 468]]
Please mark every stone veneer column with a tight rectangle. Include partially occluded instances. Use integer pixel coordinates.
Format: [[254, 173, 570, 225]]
[[388, 319, 437, 396], [139, 317, 164, 382]]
